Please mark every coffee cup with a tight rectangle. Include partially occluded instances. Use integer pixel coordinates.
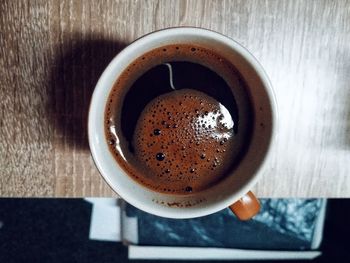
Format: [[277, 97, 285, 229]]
[[88, 27, 277, 220]]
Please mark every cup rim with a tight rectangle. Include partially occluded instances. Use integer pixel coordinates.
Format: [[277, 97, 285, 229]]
[[88, 27, 277, 218]]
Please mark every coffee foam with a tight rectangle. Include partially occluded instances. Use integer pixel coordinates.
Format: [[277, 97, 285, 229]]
[[133, 89, 236, 193]]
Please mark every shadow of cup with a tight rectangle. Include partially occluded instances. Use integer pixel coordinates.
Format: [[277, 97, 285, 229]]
[[49, 38, 127, 150]]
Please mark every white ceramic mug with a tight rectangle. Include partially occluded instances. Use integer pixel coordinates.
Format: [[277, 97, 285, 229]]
[[88, 27, 277, 219]]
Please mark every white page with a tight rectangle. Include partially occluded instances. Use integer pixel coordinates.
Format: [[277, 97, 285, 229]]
[[85, 198, 121, 242], [129, 246, 321, 260]]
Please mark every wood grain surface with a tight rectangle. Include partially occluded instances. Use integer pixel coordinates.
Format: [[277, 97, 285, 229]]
[[0, 0, 349, 197]]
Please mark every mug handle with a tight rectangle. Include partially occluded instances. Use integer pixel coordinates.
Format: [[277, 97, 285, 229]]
[[229, 191, 260, 220]]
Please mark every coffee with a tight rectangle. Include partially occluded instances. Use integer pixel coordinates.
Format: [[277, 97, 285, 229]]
[[105, 44, 253, 195]]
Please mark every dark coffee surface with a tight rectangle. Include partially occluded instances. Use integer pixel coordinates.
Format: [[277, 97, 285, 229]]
[[105, 44, 253, 194]]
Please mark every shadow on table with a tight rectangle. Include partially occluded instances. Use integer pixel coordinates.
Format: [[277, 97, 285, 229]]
[[327, 64, 350, 151], [48, 36, 127, 150], [346, 90, 350, 150]]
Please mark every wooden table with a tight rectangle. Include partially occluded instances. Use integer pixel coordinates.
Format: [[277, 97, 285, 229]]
[[1, 0, 349, 197]]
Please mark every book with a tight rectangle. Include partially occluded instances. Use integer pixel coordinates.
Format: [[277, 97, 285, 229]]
[[87, 198, 326, 260]]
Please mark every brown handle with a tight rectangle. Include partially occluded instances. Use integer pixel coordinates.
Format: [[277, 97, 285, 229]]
[[229, 191, 260, 221]]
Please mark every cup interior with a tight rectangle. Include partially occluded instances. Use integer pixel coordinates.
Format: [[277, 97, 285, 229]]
[[88, 28, 276, 218]]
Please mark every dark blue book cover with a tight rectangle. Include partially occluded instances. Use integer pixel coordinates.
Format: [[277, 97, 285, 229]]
[[123, 199, 325, 250]]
